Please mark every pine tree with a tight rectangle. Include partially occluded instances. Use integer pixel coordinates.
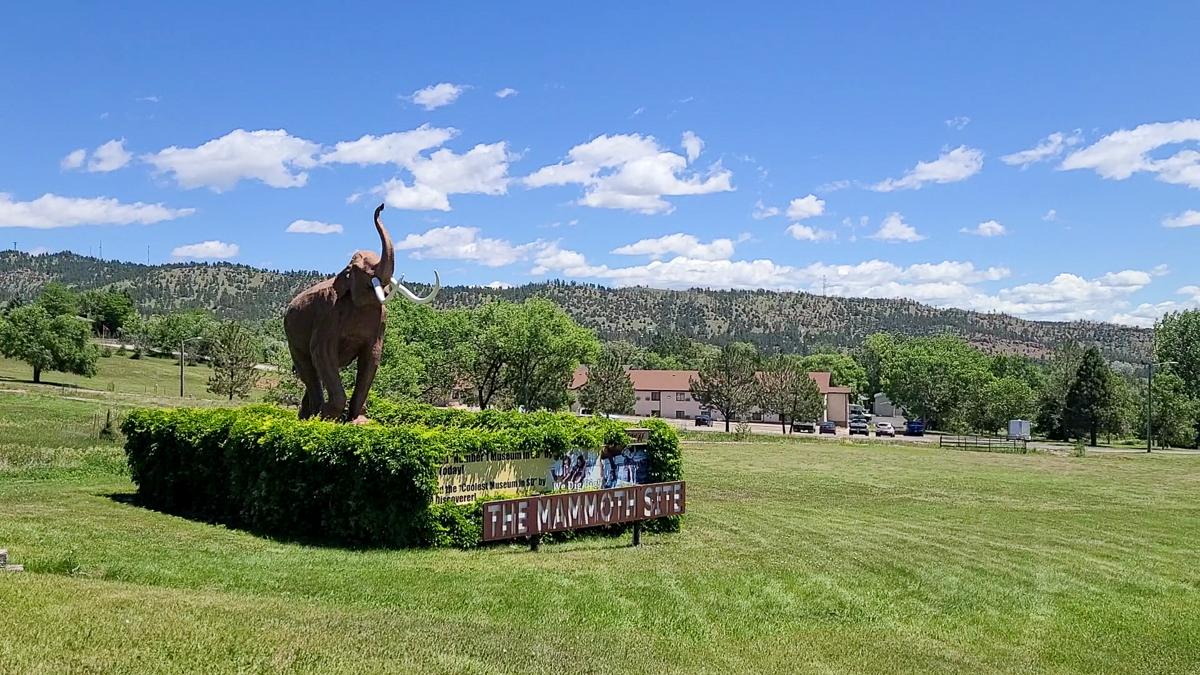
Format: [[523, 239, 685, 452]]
[[206, 320, 262, 401], [757, 355, 824, 433], [690, 342, 760, 432], [1064, 346, 1115, 446], [578, 348, 636, 416]]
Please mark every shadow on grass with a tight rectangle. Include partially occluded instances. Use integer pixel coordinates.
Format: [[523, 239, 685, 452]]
[[0, 374, 82, 389], [102, 490, 654, 553], [102, 491, 373, 551]]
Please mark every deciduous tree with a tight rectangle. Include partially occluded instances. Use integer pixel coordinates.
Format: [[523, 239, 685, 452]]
[[0, 304, 97, 383]]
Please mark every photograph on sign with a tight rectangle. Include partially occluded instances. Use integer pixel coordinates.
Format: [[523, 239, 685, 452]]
[[548, 447, 649, 491]]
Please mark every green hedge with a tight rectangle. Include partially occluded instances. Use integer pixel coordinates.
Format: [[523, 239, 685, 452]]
[[121, 400, 682, 548]]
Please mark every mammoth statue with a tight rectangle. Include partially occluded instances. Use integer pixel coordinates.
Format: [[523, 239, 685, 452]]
[[284, 204, 439, 424]]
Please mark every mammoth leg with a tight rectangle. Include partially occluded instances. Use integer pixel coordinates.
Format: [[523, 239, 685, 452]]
[[314, 342, 348, 421], [290, 345, 323, 420], [346, 339, 382, 425]]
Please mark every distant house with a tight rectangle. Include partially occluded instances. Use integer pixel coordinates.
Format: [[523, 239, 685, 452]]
[[872, 392, 903, 418], [569, 368, 851, 425]]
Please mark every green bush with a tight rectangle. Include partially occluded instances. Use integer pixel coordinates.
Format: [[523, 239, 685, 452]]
[[122, 400, 683, 548]]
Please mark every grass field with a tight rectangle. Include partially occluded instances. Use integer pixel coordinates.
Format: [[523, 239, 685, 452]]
[[0, 351, 273, 403], [2, 389, 1199, 674]]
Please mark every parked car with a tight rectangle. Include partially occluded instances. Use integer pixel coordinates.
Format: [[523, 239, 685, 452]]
[[819, 421, 837, 435], [849, 418, 870, 436], [694, 414, 712, 427], [904, 419, 925, 436], [792, 420, 817, 433], [875, 422, 895, 437]]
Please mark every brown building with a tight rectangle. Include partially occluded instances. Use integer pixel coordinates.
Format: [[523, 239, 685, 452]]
[[570, 368, 851, 425]]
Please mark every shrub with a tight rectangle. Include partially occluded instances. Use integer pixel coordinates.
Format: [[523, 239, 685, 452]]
[[122, 400, 682, 548]]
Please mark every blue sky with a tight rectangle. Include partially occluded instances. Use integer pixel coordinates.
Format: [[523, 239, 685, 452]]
[[2, 1, 1199, 326]]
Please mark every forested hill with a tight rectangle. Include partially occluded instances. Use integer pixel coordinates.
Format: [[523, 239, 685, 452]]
[[0, 250, 1151, 362]]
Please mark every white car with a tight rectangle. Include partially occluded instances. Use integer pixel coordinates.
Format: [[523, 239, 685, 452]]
[[875, 422, 895, 437]]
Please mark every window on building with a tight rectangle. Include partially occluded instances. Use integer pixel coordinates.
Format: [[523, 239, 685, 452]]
[[751, 412, 763, 422], [675, 410, 686, 419], [650, 410, 661, 417], [650, 391, 660, 401], [676, 392, 686, 401]]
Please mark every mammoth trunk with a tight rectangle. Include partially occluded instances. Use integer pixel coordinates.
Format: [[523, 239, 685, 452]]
[[374, 204, 395, 284]]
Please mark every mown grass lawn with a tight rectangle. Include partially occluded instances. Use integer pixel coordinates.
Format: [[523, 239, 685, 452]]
[[0, 352, 261, 402], [1, 390, 1198, 674]]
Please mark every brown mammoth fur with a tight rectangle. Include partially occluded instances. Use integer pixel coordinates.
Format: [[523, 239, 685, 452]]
[[283, 204, 439, 424]]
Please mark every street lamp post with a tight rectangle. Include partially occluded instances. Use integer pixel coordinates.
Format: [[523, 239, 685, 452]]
[[180, 336, 205, 397], [1147, 360, 1178, 453]]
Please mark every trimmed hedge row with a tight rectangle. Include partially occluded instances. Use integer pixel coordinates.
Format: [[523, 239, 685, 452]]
[[121, 401, 681, 548]]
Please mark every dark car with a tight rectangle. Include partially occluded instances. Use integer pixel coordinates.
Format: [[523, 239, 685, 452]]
[[849, 418, 870, 436], [792, 421, 817, 433], [819, 421, 837, 435], [694, 414, 712, 427], [904, 419, 925, 436]]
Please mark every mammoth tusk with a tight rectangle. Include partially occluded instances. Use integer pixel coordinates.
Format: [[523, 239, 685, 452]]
[[371, 277, 387, 303], [390, 270, 440, 305]]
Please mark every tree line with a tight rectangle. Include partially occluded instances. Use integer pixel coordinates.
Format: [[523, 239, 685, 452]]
[[4, 278, 1197, 447]]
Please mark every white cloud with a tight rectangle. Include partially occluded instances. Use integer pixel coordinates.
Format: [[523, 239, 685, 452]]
[[816, 180, 851, 192], [286, 220, 343, 234], [1043, 209, 1057, 221], [408, 83, 466, 110], [393, 226, 536, 267], [495, 88, 518, 98], [524, 133, 733, 214], [631, 107, 645, 117], [144, 129, 321, 192], [611, 233, 736, 261], [1000, 131, 1083, 167], [372, 142, 514, 211], [320, 126, 457, 167], [786, 224, 836, 242], [984, 270, 1153, 323], [61, 149, 86, 170], [29, 246, 50, 256], [322, 126, 513, 211], [88, 139, 133, 173], [172, 241, 239, 259], [485, 280, 513, 289], [945, 116, 970, 130], [868, 213, 926, 242], [752, 200, 780, 219], [0, 193, 195, 229], [1163, 210, 1200, 228], [785, 194, 825, 220], [1061, 119, 1200, 188], [869, 146, 983, 192], [681, 131, 703, 162], [530, 246, 1165, 324], [960, 220, 1007, 237]]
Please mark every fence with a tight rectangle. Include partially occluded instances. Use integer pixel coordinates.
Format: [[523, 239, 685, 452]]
[[939, 436, 1030, 454]]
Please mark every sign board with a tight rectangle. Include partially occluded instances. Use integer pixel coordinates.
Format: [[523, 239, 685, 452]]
[[436, 429, 654, 505], [482, 481, 686, 542]]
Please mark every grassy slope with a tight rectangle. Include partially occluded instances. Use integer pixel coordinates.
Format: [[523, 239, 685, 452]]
[[0, 352, 258, 402], [1, 391, 1198, 674]]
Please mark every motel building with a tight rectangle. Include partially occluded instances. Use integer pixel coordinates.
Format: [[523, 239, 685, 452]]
[[569, 368, 852, 426]]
